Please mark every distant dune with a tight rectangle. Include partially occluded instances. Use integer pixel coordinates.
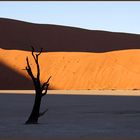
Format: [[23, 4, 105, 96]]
[[1, 48, 140, 90], [1, 18, 140, 90], [1, 18, 140, 52]]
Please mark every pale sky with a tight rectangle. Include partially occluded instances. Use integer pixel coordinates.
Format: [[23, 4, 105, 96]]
[[0, 1, 140, 34]]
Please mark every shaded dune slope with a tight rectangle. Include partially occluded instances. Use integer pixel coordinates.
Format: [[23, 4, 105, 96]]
[[1, 48, 140, 90], [1, 18, 140, 52], [0, 61, 34, 90]]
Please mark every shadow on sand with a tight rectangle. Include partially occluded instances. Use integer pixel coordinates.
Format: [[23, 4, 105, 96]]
[[0, 61, 53, 90]]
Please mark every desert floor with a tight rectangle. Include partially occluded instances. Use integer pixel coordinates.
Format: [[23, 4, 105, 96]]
[[1, 90, 140, 140]]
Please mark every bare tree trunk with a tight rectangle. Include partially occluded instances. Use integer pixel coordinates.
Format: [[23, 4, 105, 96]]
[[25, 47, 51, 124], [25, 91, 41, 124]]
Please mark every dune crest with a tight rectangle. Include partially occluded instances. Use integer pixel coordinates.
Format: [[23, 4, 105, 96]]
[[1, 18, 140, 53], [1, 49, 140, 90]]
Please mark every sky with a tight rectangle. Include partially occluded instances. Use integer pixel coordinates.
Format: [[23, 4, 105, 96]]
[[0, 1, 140, 34]]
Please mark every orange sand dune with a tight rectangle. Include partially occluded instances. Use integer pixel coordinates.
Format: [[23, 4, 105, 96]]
[[1, 48, 140, 90]]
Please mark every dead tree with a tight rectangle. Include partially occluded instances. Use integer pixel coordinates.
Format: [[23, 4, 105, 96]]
[[25, 47, 51, 124]]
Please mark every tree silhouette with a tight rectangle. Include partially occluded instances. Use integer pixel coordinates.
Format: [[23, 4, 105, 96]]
[[25, 47, 51, 124]]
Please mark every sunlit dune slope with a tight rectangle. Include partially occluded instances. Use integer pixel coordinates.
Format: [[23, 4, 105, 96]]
[[1, 48, 140, 90]]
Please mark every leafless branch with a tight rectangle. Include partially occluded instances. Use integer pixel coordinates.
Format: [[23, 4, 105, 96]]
[[41, 82, 47, 89], [42, 84, 49, 97], [41, 76, 52, 92], [31, 46, 36, 62], [37, 48, 43, 57], [30, 47, 43, 83], [46, 76, 52, 83], [39, 108, 48, 117], [25, 57, 35, 81]]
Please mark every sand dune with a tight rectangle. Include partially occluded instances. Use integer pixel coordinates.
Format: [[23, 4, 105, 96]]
[[1, 18, 140, 90], [1, 18, 140, 52], [1, 48, 140, 90]]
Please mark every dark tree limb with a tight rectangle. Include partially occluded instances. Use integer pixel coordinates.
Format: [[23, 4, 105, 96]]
[[30, 47, 43, 84], [41, 76, 52, 91], [26, 57, 36, 85], [39, 108, 48, 117], [46, 76, 52, 84], [42, 84, 49, 97], [36, 48, 43, 57], [31, 46, 36, 61]]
